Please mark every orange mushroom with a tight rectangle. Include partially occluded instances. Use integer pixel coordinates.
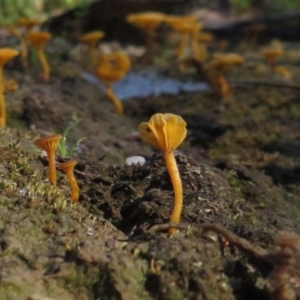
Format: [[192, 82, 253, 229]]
[[26, 31, 52, 81], [79, 31, 105, 68], [193, 32, 213, 62], [165, 15, 201, 67], [127, 12, 166, 62], [34, 134, 62, 185], [8, 25, 27, 68], [17, 18, 41, 31], [261, 47, 290, 79], [58, 160, 79, 203], [205, 53, 244, 97], [95, 52, 131, 114], [0, 48, 19, 126], [15, 18, 41, 68], [138, 113, 187, 234], [262, 47, 283, 69]]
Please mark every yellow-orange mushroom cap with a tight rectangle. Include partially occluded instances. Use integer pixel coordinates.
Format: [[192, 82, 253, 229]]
[[261, 47, 283, 65], [165, 15, 201, 35], [197, 32, 213, 43], [0, 48, 19, 68], [79, 31, 105, 46], [27, 32, 52, 49], [127, 12, 166, 32], [58, 159, 77, 171], [138, 113, 187, 152], [17, 18, 41, 31], [34, 134, 61, 152], [210, 53, 244, 69], [34, 134, 62, 185], [95, 52, 131, 84]]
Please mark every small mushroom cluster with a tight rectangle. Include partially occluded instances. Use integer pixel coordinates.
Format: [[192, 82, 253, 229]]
[[34, 134, 79, 204]]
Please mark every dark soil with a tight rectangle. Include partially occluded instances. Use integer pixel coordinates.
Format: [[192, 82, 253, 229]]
[[0, 34, 300, 300]]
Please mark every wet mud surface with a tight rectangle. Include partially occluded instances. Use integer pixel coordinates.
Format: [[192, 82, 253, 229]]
[[0, 39, 300, 300]]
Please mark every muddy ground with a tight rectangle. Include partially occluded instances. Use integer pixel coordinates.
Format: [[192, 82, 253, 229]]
[[0, 37, 300, 300]]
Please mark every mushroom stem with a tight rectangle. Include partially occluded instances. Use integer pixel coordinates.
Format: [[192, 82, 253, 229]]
[[164, 151, 183, 235], [21, 38, 28, 68], [65, 169, 79, 203], [217, 74, 230, 97], [0, 67, 4, 126], [37, 47, 50, 81], [106, 83, 123, 115], [47, 149, 57, 185]]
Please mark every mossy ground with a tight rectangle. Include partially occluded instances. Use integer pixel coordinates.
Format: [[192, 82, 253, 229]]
[[0, 37, 300, 300]]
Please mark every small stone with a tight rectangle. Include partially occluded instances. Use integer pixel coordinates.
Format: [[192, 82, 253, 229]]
[[125, 156, 146, 166]]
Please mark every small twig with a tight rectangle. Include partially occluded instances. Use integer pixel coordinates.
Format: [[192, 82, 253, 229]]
[[146, 222, 267, 256]]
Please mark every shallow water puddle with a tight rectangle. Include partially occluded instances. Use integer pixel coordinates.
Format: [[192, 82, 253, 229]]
[[82, 70, 208, 100]]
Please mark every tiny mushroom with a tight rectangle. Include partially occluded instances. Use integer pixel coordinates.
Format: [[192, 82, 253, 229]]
[[95, 52, 131, 114], [262, 47, 283, 69], [193, 32, 213, 62], [126, 12, 166, 61], [0, 48, 19, 126], [27, 31, 52, 81], [8, 25, 28, 67], [205, 53, 244, 97], [261, 47, 291, 79], [17, 18, 41, 31], [58, 159, 79, 204], [79, 30, 105, 68], [165, 15, 201, 64], [138, 113, 187, 234], [34, 134, 62, 185], [16, 18, 41, 67]]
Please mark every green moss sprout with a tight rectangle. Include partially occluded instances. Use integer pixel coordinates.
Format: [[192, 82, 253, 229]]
[[51, 117, 86, 157]]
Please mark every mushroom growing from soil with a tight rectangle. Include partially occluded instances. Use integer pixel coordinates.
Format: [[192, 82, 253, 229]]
[[8, 25, 28, 68], [14, 18, 41, 68], [58, 160, 79, 203], [79, 31, 105, 68], [95, 52, 131, 114], [205, 53, 244, 97], [126, 12, 166, 62], [138, 113, 187, 234], [165, 15, 201, 68], [193, 32, 213, 62], [34, 134, 62, 185], [0, 48, 19, 127], [26, 31, 52, 81], [261, 47, 291, 79]]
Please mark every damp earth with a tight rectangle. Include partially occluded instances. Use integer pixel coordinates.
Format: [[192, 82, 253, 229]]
[[1, 20, 300, 300]]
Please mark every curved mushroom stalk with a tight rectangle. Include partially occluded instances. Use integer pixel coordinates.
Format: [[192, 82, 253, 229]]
[[138, 113, 187, 234], [58, 160, 79, 203], [27, 32, 52, 81], [0, 48, 19, 126], [79, 31, 105, 68], [95, 52, 131, 114]]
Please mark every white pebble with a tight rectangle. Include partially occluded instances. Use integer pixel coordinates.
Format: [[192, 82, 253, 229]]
[[125, 156, 146, 166]]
